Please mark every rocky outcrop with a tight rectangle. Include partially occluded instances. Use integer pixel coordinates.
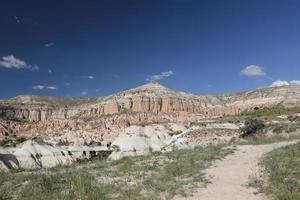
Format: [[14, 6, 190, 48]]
[[0, 140, 111, 170], [108, 123, 241, 160], [1, 83, 300, 143]]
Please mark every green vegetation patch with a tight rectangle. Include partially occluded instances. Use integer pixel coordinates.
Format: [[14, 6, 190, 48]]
[[238, 134, 300, 145], [240, 106, 300, 119], [219, 106, 300, 124], [262, 142, 300, 200], [248, 142, 300, 199]]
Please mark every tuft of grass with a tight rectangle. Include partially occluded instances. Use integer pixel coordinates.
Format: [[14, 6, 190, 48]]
[[247, 175, 264, 194]]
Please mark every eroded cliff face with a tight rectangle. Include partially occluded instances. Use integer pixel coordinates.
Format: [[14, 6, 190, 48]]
[[1, 83, 300, 143]]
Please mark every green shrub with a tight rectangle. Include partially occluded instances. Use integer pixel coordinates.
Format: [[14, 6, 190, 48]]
[[241, 118, 265, 137], [16, 136, 27, 144]]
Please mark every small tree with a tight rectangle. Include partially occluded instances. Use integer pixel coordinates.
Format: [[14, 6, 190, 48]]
[[241, 118, 265, 137]]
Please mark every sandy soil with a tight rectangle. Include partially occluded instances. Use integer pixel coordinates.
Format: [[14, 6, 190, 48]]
[[174, 141, 297, 200]]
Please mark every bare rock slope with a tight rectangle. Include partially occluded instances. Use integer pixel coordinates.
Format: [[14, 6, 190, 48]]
[[1, 83, 300, 144]]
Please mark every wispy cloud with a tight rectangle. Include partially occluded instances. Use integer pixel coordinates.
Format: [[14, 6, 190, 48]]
[[87, 75, 95, 79], [240, 65, 266, 77], [0, 55, 39, 70], [48, 69, 52, 74], [32, 85, 57, 90], [81, 91, 87, 95], [146, 71, 174, 81], [65, 82, 71, 86], [44, 43, 55, 47], [270, 80, 300, 87]]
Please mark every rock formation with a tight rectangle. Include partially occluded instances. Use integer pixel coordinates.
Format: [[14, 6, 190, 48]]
[[0, 140, 111, 170], [0, 83, 300, 144]]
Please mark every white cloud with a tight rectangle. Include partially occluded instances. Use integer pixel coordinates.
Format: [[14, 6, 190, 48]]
[[87, 75, 95, 79], [44, 43, 55, 47], [240, 65, 266, 77], [290, 80, 300, 85], [48, 69, 52, 74], [0, 55, 39, 70], [270, 80, 300, 87], [46, 86, 57, 90], [32, 85, 57, 90], [81, 91, 87, 95], [270, 80, 290, 87], [146, 71, 174, 81]]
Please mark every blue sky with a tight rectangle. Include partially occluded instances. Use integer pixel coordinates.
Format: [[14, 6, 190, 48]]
[[0, 0, 300, 98]]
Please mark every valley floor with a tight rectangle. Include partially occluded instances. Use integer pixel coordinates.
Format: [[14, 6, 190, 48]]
[[174, 141, 298, 200], [0, 144, 233, 200], [1, 139, 299, 200]]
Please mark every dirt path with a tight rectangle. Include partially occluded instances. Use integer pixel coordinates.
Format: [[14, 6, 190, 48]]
[[174, 141, 297, 200]]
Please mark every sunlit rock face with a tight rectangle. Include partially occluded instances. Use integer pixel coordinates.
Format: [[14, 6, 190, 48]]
[[1, 83, 300, 143]]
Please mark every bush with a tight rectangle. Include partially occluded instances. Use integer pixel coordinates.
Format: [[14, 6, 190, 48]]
[[241, 118, 265, 137], [16, 136, 27, 144]]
